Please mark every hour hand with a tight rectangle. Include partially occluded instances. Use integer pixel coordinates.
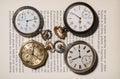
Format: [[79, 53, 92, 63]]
[[27, 17, 37, 22], [72, 57, 79, 60]]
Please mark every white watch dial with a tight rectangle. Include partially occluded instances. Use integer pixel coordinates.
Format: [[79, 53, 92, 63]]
[[15, 8, 40, 34], [66, 4, 94, 32], [66, 43, 95, 72]]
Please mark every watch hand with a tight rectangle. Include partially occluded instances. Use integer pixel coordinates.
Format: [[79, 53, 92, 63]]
[[71, 50, 81, 60], [71, 12, 81, 19], [32, 44, 35, 55], [31, 44, 41, 60], [85, 58, 87, 62], [71, 12, 81, 24], [72, 56, 80, 60], [33, 54, 41, 60], [26, 18, 37, 22]]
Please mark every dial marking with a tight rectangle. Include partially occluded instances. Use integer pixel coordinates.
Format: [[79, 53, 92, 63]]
[[31, 13, 34, 15], [17, 19, 20, 21], [70, 12, 74, 15], [33, 24, 35, 27], [70, 51, 73, 53], [79, 26, 82, 29], [34, 20, 37, 23], [74, 64, 77, 67], [27, 10, 30, 14], [25, 28, 27, 31], [70, 60, 73, 63], [84, 64, 86, 67], [83, 46, 86, 49], [34, 16, 37, 20], [87, 21, 91, 24], [84, 8, 87, 12], [79, 45, 80, 49], [84, 25, 86, 28], [74, 25, 77, 28], [79, 6, 81, 10], [68, 18, 72, 19], [73, 8, 76, 11], [68, 56, 72, 58], [79, 65, 81, 69], [28, 27, 31, 30], [87, 50, 90, 53], [70, 21, 73, 25], [20, 26, 23, 29], [73, 47, 76, 50], [17, 23, 20, 25]]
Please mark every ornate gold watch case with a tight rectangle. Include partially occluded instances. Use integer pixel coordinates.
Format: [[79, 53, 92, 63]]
[[19, 40, 48, 69]]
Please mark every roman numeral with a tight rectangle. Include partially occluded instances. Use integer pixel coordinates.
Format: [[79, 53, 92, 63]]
[[70, 60, 73, 63], [68, 56, 72, 58], [87, 50, 90, 53], [79, 65, 81, 69], [74, 64, 76, 67], [83, 46, 86, 49], [79, 45, 80, 49], [84, 64, 86, 67], [70, 51, 73, 53]]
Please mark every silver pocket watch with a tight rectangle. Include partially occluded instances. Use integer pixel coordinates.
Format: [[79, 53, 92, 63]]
[[54, 2, 99, 39], [54, 40, 98, 74]]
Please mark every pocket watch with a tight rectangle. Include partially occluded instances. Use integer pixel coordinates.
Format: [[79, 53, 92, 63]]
[[54, 2, 99, 39], [19, 40, 54, 69], [13, 6, 52, 40], [13, 6, 43, 37], [54, 40, 98, 74]]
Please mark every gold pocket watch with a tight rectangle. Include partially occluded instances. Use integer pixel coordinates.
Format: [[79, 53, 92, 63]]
[[54, 40, 98, 74], [54, 2, 99, 39], [19, 40, 54, 69], [13, 6, 52, 40]]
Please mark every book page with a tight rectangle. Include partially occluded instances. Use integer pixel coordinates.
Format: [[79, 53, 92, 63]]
[[0, 0, 120, 79]]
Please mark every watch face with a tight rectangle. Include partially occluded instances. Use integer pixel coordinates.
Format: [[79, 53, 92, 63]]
[[64, 2, 98, 36], [64, 41, 97, 74], [19, 40, 48, 69], [13, 6, 44, 37]]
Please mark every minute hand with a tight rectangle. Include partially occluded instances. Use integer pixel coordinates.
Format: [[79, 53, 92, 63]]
[[27, 19, 35, 22], [71, 12, 81, 19]]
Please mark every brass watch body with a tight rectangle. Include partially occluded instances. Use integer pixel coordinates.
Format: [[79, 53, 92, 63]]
[[19, 40, 48, 69]]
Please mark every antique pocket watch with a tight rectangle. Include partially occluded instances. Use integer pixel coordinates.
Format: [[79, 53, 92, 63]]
[[19, 40, 54, 69], [54, 40, 98, 74], [64, 41, 98, 74], [13, 6, 52, 40], [54, 2, 99, 39]]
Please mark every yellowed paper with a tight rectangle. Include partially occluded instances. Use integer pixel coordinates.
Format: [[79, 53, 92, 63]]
[[0, 0, 120, 79]]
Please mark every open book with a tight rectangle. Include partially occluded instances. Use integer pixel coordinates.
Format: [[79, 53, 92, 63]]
[[0, 0, 119, 79]]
